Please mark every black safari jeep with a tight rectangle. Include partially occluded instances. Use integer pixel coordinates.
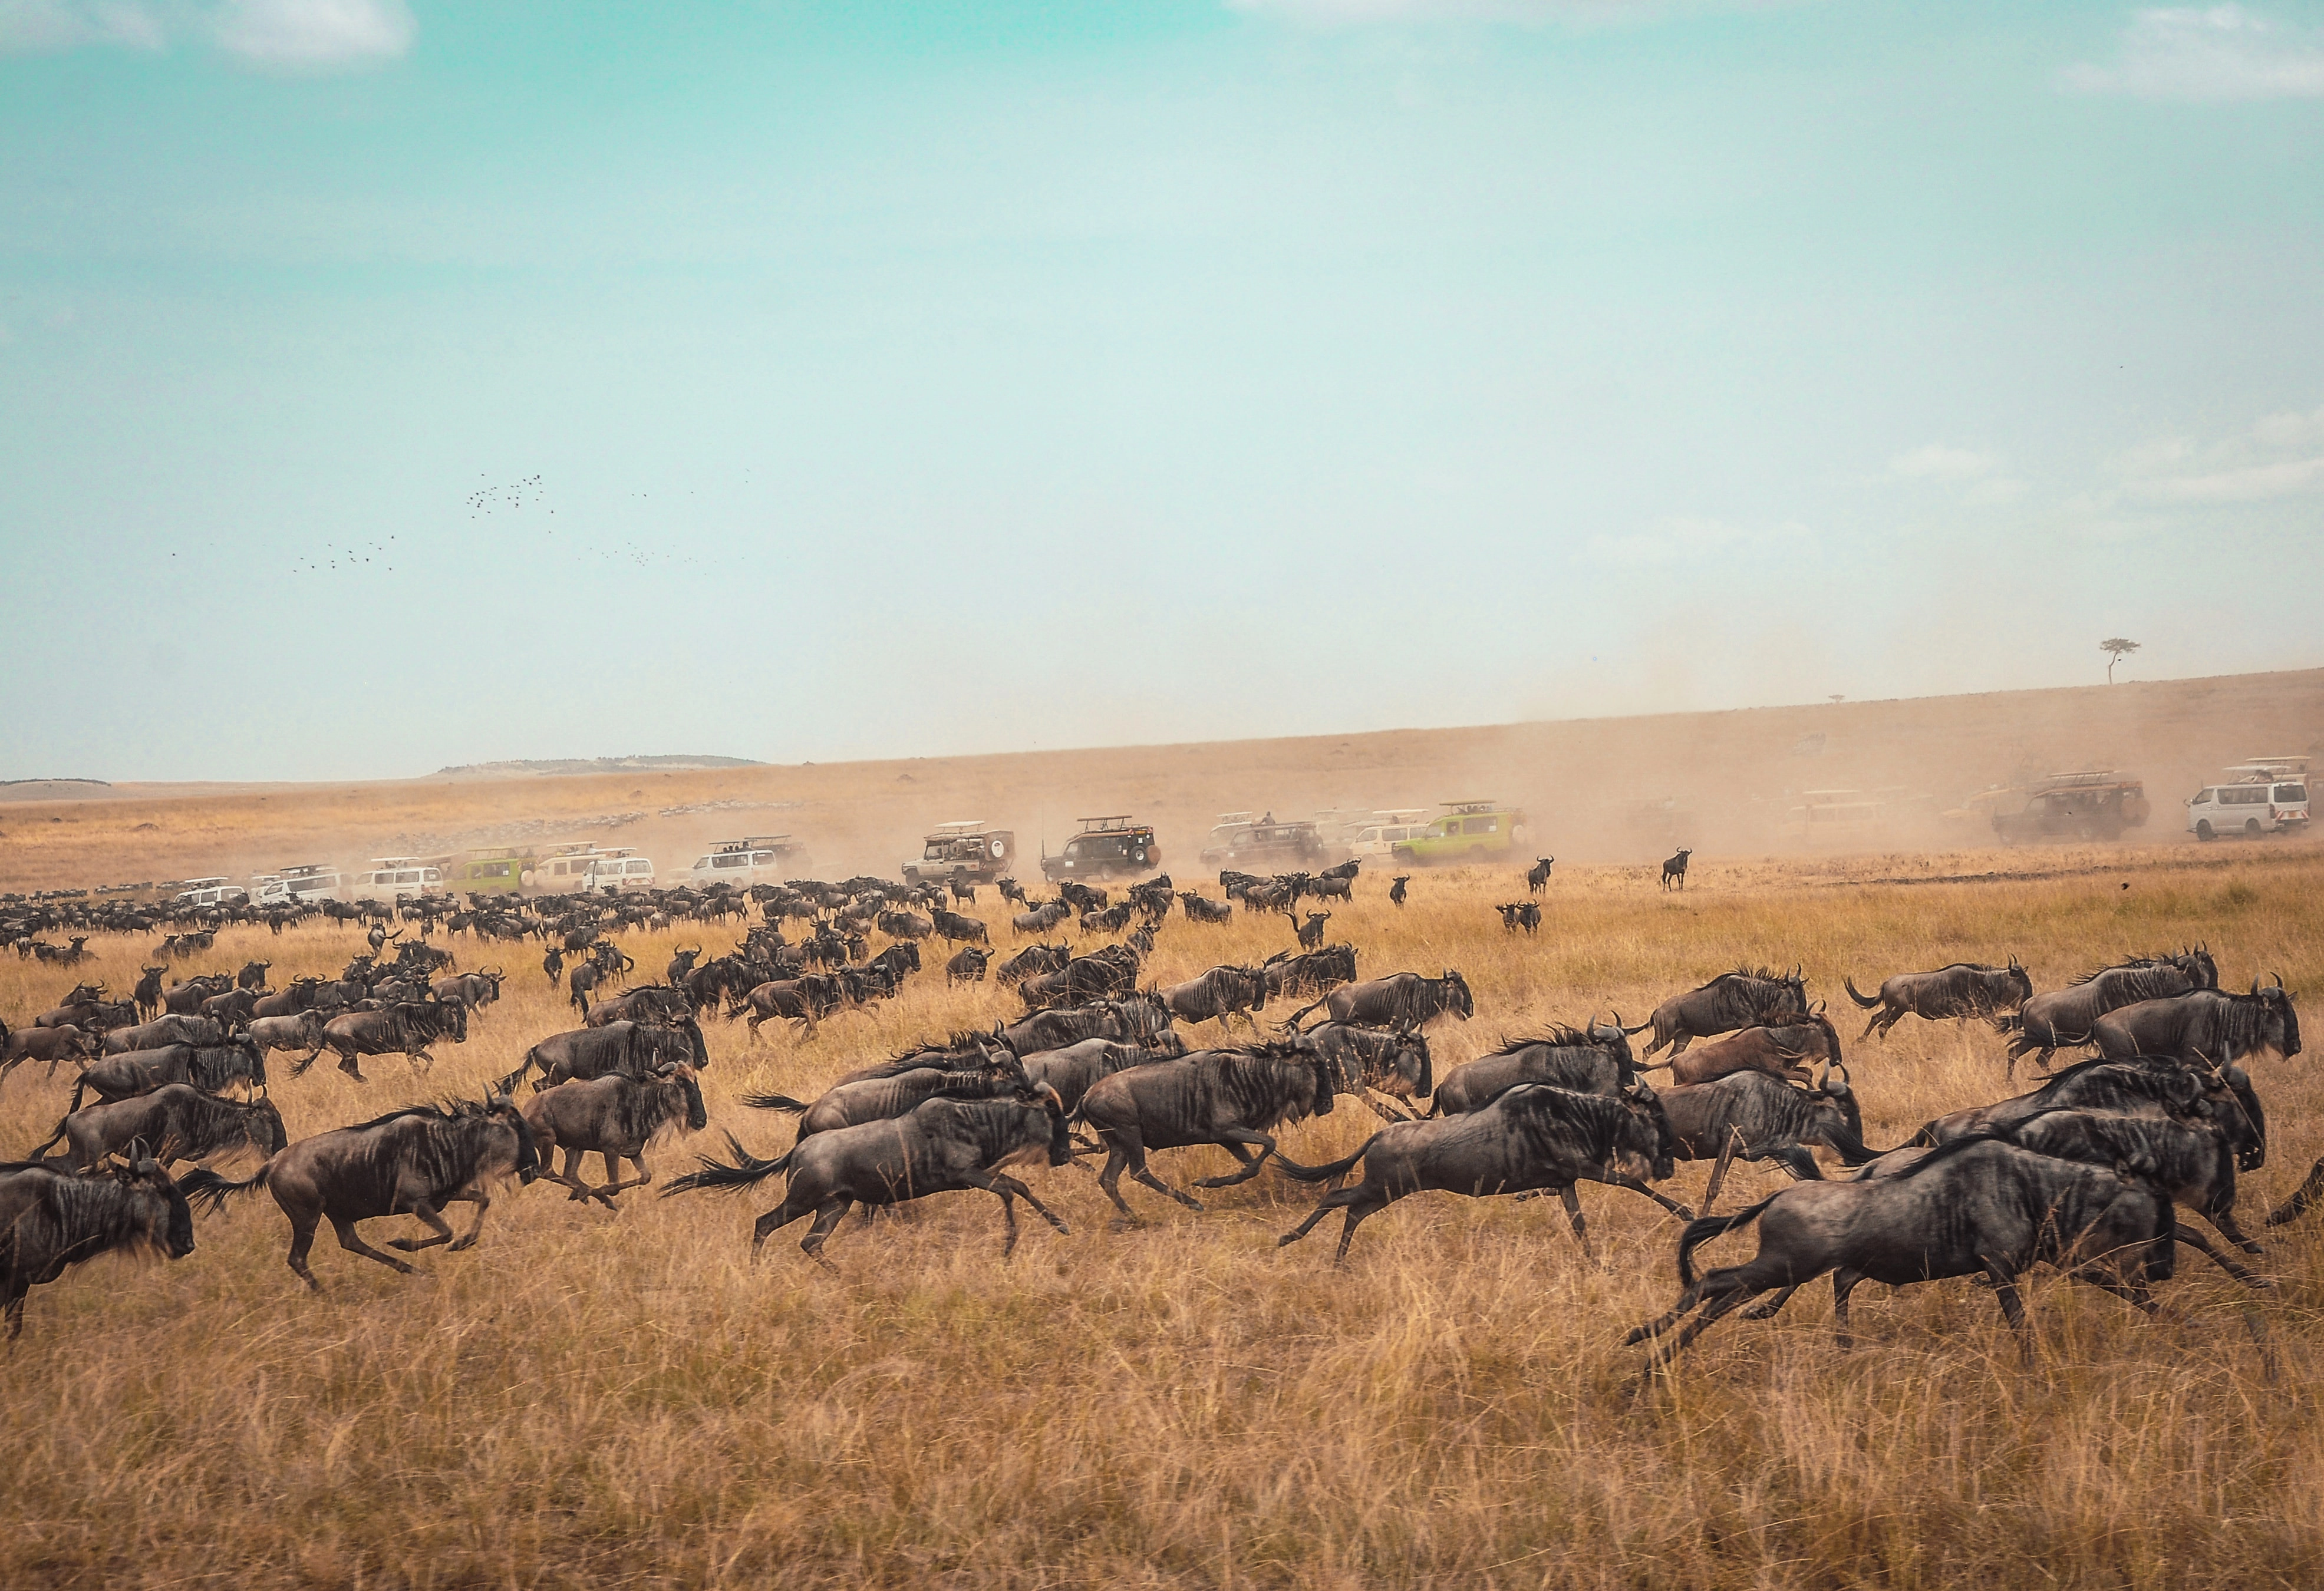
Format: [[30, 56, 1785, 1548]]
[[1992, 772, 2150, 844], [1040, 816, 1161, 883]]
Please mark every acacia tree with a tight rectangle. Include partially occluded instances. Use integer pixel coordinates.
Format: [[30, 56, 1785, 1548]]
[[2101, 637, 2140, 683]]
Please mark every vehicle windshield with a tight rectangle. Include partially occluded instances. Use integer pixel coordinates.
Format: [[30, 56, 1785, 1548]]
[[2277, 784, 2308, 801]]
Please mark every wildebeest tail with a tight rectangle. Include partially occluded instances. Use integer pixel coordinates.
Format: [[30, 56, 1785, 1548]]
[[1842, 977, 1883, 1009], [27, 1110, 74, 1159], [1621, 1018, 1653, 1036], [1273, 1134, 1382, 1183], [663, 1131, 792, 1194], [180, 1161, 274, 1215], [739, 1091, 811, 1113], [493, 1051, 538, 1096], [1281, 996, 1327, 1032], [1676, 1195, 1778, 1286]]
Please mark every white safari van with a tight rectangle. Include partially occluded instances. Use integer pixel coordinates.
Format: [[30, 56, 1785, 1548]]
[[354, 859, 445, 900], [252, 865, 345, 906], [2188, 758, 2310, 841], [584, 850, 657, 892]]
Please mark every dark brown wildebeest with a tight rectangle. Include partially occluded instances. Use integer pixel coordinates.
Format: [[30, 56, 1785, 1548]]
[[740, 1055, 1031, 1161], [1292, 1023, 1432, 1123], [1, 1023, 100, 1086], [1997, 956, 2206, 1076], [103, 1014, 228, 1055], [523, 1063, 708, 1206], [1017, 945, 1142, 1009], [731, 975, 844, 1040], [995, 942, 1072, 986], [1, 1150, 195, 1339], [1658, 1070, 1875, 1212], [1077, 1043, 1339, 1224], [996, 994, 1175, 1057], [1660, 848, 1693, 891], [1389, 875, 1409, 907], [1286, 969, 1471, 1033], [1295, 912, 1331, 950], [1844, 959, 2033, 1040], [163, 975, 232, 1017], [44, 1084, 288, 1171], [1626, 966, 1807, 1059], [184, 1098, 540, 1290], [1275, 1082, 1673, 1263], [665, 945, 704, 987], [1428, 1022, 1641, 1117], [932, 907, 990, 946], [877, 909, 934, 941], [495, 1021, 701, 1094], [430, 968, 505, 1016], [585, 984, 693, 1028], [1644, 1012, 1845, 1090], [1017, 1038, 1173, 1117], [1909, 1053, 2266, 1174], [245, 1009, 329, 1072], [1307, 873, 1353, 905], [302, 1000, 469, 1082], [235, 959, 272, 992], [667, 1089, 1073, 1265], [1624, 1138, 2177, 1366], [1262, 944, 1358, 1001], [1494, 903, 1541, 936], [2092, 982, 2300, 1072], [1011, 902, 1073, 938], [1526, 856, 1555, 894], [1178, 892, 1234, 925], [1158, 965, 1269, 1033], [198, 986, 265, 1033], [947, 946, 993, 985], [133, 965, 169, 1019], [42, 1042, 268, 1127]]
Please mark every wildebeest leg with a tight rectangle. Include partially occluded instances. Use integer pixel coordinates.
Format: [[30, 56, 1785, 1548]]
[[1193, 1130, 1278, 1188], [1096, 1143, 1146, 1224], [1555, 1186, 1596, 1260], [978, 1171, 1070, 1242], [1857, 1011, 1884, 1042], [796, 1197, 853, 1269], [330, 1215, 417, 1275], [1979, 1257, 2035, 1364], [2172, 1226, 2270, 1289], [1668, 1034, 1692, 1058], [1602, 1175, 1692, 1222], [407, 1046, 434, 1075], [387, 1199, 457, 1252], [1277, 1184, 1374, 1250], [1741, 1283, 1803, 1321], [440, 1187, 495, 1251], [338, 1054, 367, 1083], [1654, 1274, 1768, 1364], [1831, 1269, 1867, 1348], [602, 1153, 652, 1199], [1699, 1131, 1740, 1214], [2266, 1156, 2324, 1226], [2200, 1203, 2263, 1256]]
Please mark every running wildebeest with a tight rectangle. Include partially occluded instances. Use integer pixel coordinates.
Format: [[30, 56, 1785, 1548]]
[[740, 1051, 1032, 1160], [42, 1084, 288, 1171], [1997, 956, 2206, 1076], [1158, 964, 1270, 1032], [245, 1009, 329, 1072], [1624, 1138, 2177, 1365], [947, 946, 993, 985], [1627, 965, 1807, 1059], [1275, 1083, 1673, 1263], [523, 1063, 708, 1206], [996, 993, 1175, 1057], [1526, 856, 1555, 894], [2092, 981, 2300, 1071], [182, 1097, 540, 1290], [1844, 959, 2034, 1040], [1262, 944, 1359, 1001], [1286, 969, 1472, 1032], [997, 942, 1072, 986], [103, 1014, 228, 1054], [731, 975, 844, 1040], [42, 1042, 267, 1130], [304, 1000, 469, 1082], [1294, 1024, 1432, 1122], [1388, 875, 1409, 907], [1077, 1043, 1339, 1224], [1910, 1053, 2266, 1173], [1017, 1038, 1174, 1116], [495, 1020, 702, 1094], [1643, 1012, 1845, 1090], [1, 1023, 100, 1086], [666, 1090, 1073, 1264], [0, 1150, 195, 1339], [1658, 1070, 1875, 1212]]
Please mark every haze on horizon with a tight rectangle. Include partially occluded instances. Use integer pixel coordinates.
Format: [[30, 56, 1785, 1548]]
[[3, 0, 2320, 784]]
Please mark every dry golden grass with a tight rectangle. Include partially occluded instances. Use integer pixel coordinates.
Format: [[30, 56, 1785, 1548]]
[[3, 841, 2322, 1588]]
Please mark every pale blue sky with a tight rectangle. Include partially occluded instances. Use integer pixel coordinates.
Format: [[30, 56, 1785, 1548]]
[[4, 0, 2320, 780]]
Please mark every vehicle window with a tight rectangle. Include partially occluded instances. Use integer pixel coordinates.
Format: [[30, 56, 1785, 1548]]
[[753, 852, 774, 864], [1463, 816, 1495, 836], [2277, 784, 2307, 801], [2196, 790, 2216, 804]]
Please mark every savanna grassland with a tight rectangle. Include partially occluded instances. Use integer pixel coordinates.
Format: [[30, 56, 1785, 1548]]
[[4, 834, 2323, 1589]]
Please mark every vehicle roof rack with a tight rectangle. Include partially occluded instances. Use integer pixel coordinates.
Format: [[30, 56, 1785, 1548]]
[[1440, 800, 1501, 814], [2227, 757, 2308, 779], [929, 821, 987, 834], [1077, 815, 1135, 831], [2036, 771, 2126, 788], [713, 835, 793, 852]]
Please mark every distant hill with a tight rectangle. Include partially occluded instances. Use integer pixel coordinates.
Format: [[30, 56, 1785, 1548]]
[[432, 755, 765, 778]]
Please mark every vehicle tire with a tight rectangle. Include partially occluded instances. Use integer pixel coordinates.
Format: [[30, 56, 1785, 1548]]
[[2247, 819, 2263, 837], [2196, 820, 2215, 841]]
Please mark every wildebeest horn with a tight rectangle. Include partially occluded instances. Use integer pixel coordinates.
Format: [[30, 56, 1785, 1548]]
[[2274, 972, 2285, 989], [2253, 977, 2263, 996]]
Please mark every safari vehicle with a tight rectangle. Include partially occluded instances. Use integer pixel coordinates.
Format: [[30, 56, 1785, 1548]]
[[1343, 810, 1430, 863], [2188, 757, 2309, 841], [440, 850, 535, 893], [1990, 771, 2150, 844], [530, 845, 619, 892], [901, 822, 1016, 887], [584, 849, 657, 892], [352, 858, 447, 900], [1198, 812, 1329, 870], [693, 835, 809, 888], [172, 876, 249, 909], [252, 864, 345, 906], [1392, 801, 1531, 867], [1040, 816, 1161, 883]]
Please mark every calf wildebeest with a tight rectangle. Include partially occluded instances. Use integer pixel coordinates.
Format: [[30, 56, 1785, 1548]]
[[1526, 856, 1555, 894], [524, 1063, 707, 1206], [1658, 1070, 1875, 1212], [731, 975, 844, 1040], [303, 1000, 469, 1082], [2092, 981, 2300, 1071], [669, 1089, 1073, 1263], [1158, 965, 1270, 1032], [1078, 1043, 1339, 1223], [1276, 1083, 1673, 1262], [245, 1009, 329, 1072], [1, 1023, 100, 1086], [1178, 892, 1234, 925], [1389, 875, 1409, 907], [1660, 848, 1693, 891], [44, 1084, 288, 1171], [1, 1151, 195, 1339], [496, 1020, 702, 1094], [184, 1097, 540, 1290], [1626, 965, 1807, 1059], [1295, 912, 1331, 950], [1625, 1138, 2177, 1365], [1997, 958, 2203, 1075], [1643, 1012, 1845, 1090], [1292, 1024, 1432, 1122], [1843, 959, 2033, 1040], [1910, 1053, 2266, 1173], [947, 946, 993, 985], [995, 994, 1175, 1057], [1286, 969, 1471, 1033]]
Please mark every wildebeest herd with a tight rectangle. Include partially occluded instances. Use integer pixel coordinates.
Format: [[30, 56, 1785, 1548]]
[[0, 863, 2309, 1379]]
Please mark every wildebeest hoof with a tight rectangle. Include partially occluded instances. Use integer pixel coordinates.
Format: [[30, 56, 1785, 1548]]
[[2240, 1240, 2266, 1255], [385, 1237, 422, 1251], [447, 1236, 477, 1252]]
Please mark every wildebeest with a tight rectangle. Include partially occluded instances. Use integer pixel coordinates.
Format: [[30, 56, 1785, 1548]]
[[523, 1063, 708, 1205], [1910, 1053, 2266, 1174], [1660, 848, 1693, 891], [878, 909, 934, 941], [1077, 1043, 1339, 1223], [1658, 1070, 1875, 1211], [1643, 1012, 1845, 1090], [1295, 912, 1331, 950], [43, 1042, 268, 1126], [42, 1084, 288, 1171], [1844, 959, 2033, 1040], [667, 1090, 1073, 1263], [996, 942, 1072, 986], [2092, 982, 2300, 1071], [996, 995, 1175, 1057], [244, 1009, 329, 1072], [495, 1021, 702, 1094], [1624, 1138, 2177, 1365], [2001, 1108, 2266, 1268], [1017, 946, 1143, 1009], [1262, 944, 1358, 1001], [1011, 902, 1073, 938], [1178, 892, 1235, 925], [102, 1014, 228, 1055], [430, 968, 505, 1016], [1293, 1024, 1432, 1121], [665, 945, 704, 986], [1526, 856, 1555, 894], [183, 1098, 539, 1289], [1388, 875, 1409, 907], [932, 907, 990, 945], [1286, 969, 1471, 1032], [585, 984, 694, 1029], [1016, 1038, 1172, 1116], [731, 975, 844, 1040], [1997, 957, 2206, 1075], [235, 958, 272, 992], [0, 1151, 195, 1338], [1307, 873, 1353, 904], [1, 1022, 100, 1085], [947, 946, 993, 985], [1626, 966, 1807, 1059], [1157, 965, 1270, 1032], [740, 1052, 1034, 1162], [299, 1001, 469, 1082], [1275, 1083, 1673, 1262], [1429, 1022, 1640, 1117], [132, 965, 168, 1018]]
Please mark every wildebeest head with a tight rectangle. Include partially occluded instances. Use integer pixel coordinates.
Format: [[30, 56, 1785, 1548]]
[[1620, 1084, 1676, 1183], [1038, 1082, 1072, 1166], [1587, 1015, 1639, 1077], [656, 1061, 710, 1131], [1309, 1049, 1338, 1117], [486, 1093, 542, 1184], [246, 1095, 291, 1157], [1392, 1027, 1432, 1097], [116, 1139, 197, 1261], [1814, 1065, 1865, 1150], [1443, 969, 1474, 1021], [2005, 956, 2035, 1006], [2252, 975, 2301, 1059]]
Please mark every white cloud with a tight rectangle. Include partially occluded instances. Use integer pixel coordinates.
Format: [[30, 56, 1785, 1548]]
[[0, 0, 409, 66], [2254, 402, 2324, 448], [1889, 443, 1997, 480], [1582, 515, 1810, 567], [2121, 455, 2324, 503], [2060, 6, 2324, 101]]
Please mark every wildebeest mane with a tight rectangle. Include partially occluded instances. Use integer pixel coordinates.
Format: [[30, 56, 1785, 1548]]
[[1483, 1024, 1596, 1057]]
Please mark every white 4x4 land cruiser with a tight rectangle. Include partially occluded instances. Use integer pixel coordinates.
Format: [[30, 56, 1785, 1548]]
[[2188, 760, 2309, 840]]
